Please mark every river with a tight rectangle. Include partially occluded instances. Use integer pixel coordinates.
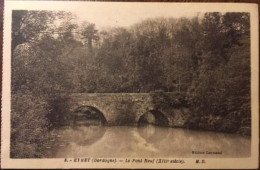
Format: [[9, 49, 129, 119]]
[[46, 125, 251, 158]]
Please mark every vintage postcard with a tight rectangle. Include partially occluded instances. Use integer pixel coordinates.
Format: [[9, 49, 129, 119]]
[[1, 1, 259, 169]]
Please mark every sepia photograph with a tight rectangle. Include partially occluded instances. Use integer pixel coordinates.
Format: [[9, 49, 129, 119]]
[[1, 1, 259, 169]]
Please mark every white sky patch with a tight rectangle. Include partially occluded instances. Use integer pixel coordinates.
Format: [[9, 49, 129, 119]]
[[71, 3, 199, 29], [7, 1, 249, 29]]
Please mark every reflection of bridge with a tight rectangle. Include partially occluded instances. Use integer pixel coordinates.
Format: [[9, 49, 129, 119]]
[[68, 93, 189, 127]]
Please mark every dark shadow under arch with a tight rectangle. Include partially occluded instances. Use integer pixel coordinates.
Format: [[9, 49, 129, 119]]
[[138, 110, 169, 127], [74, 106, 107, 126]]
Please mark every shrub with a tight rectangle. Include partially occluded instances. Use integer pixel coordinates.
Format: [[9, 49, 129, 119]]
[[11, 92, 51, 158]]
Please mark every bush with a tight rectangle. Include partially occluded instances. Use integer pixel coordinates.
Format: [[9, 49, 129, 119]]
[[11, 92, 51, 158]]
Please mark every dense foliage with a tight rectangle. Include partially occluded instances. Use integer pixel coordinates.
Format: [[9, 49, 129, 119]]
[[11, 93, 51, 158], [11, 10, 251, 157]]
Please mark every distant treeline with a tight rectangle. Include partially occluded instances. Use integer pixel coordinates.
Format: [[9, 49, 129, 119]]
[[11, 11, 251, 158]]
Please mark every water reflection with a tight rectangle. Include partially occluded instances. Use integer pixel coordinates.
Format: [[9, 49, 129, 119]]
[[71, 126, 106, 146], [137, 124, 170, 144], [47, 125, 106, 157], [50, 125, 250, 158]]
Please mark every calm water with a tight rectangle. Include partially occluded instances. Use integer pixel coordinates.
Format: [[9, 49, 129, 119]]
[[46, 125, 251, 158]]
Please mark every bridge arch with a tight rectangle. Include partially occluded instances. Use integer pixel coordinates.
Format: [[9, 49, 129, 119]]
[[137, 110, 169, 127], [73, 105, 107, 126]]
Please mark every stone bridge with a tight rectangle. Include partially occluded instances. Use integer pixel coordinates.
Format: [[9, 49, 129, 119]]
[[67, 93, 190, 127]]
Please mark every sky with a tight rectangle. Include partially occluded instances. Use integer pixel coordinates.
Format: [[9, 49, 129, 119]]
[[7, 1, 252, 29], [71, 3, 200, 29]]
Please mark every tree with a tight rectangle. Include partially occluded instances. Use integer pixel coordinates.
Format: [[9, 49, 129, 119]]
[[186, 12, 251, 134], [12, 11, 75, 54], [11, 10, 81, 94], [79, 22, 99, 54]]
